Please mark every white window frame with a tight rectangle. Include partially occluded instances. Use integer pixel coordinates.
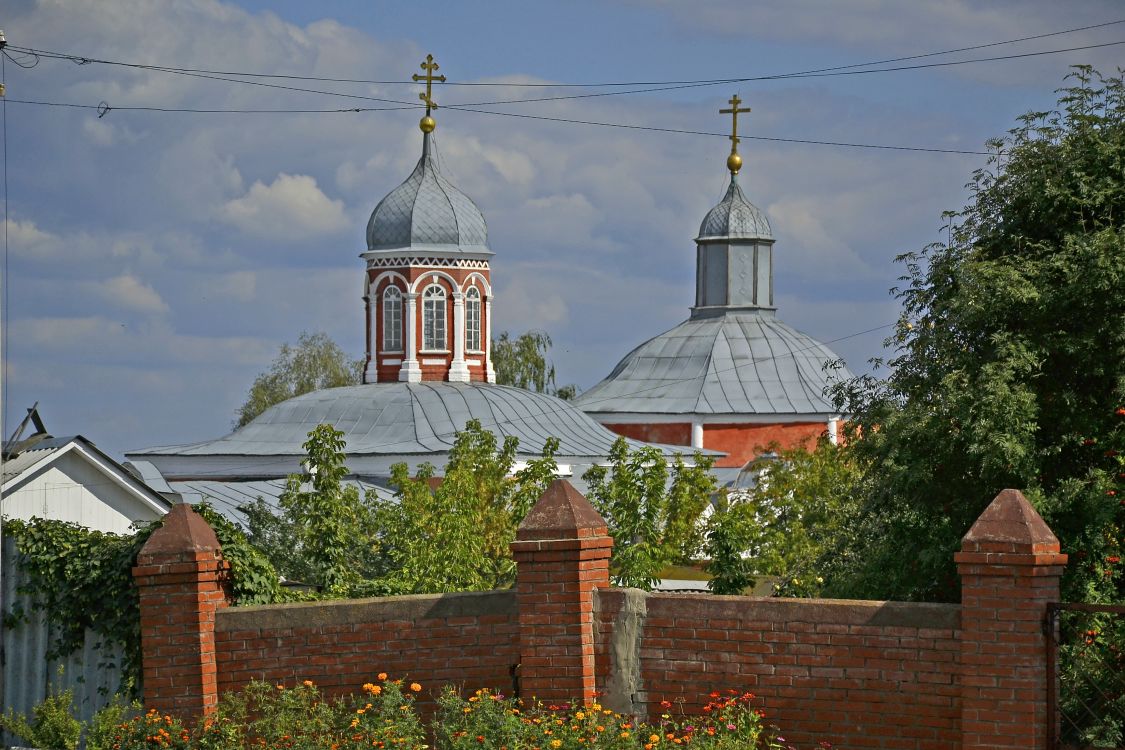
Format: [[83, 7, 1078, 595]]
[[422, 283, 448, 352], [465, 286, 482, 353], [382, 286, 403, 353]]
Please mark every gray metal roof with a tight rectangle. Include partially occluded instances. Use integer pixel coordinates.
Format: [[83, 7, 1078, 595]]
[[366, 134, 490, 254], [696, 175, 773, 242], [2, 437, 73, 481], [169, 478, 394, 525], [130, 382, 701, 460], [574, 310, 851, 416]]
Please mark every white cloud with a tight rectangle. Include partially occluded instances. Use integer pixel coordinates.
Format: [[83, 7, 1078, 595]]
[[93, 274, 170, 314], [220, 173, 349, 240]]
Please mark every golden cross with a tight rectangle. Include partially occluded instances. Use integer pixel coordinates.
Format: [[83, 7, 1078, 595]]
[[413, 54, 446, 112], [719, 94, 751, 152]]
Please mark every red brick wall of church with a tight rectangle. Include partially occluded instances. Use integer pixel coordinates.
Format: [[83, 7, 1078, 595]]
[[601, 422, 693, 446], [599, 421, 827, 468], [704, 421, 826, 467]]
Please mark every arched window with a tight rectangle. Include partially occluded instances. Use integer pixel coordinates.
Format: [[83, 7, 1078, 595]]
[[465, 286, 482, 352], [422, 283, 447, 351], [382, 286, 403, 352]]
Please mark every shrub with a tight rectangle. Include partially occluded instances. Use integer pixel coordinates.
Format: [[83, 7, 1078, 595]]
[[0, 679, 82, 750]]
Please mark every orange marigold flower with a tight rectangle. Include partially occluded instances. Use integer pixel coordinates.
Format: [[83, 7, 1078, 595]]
[[410, 682, 422, 692], [377, 672, 388, 681], [302, 680, 314, 687]]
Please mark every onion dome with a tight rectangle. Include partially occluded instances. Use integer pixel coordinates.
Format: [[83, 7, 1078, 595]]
[[574, 310, 851, 416], [696, 176, 772, 242], [366, 136, 490, 254]]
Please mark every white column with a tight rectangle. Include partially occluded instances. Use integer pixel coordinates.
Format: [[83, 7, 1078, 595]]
[[827, 418, 839, 446], [691, 420, 705, 450], [399, 292, 422, 382], [448, 291, 470, 382], [484, 296, 496, 383], [363, 295, 377, 384]]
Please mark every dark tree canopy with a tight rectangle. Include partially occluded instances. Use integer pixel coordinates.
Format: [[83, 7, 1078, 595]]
[[826, 68, 1125, 603], [236, 332, 363, 427]]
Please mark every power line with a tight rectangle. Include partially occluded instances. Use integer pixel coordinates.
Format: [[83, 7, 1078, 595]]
[[3, 99, 991, 155], [7, 17, 1124, 89], [8, 39, 1125, 112]]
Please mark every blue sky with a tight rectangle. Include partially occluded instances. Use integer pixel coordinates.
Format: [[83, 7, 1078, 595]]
[[3, 0, 1122, 458]]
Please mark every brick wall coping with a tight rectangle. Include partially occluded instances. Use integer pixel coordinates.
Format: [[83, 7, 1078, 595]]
[[637, 591, 960, 630], [216, 589, 516, 632]]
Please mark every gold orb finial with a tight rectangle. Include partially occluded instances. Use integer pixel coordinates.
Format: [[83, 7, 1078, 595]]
[[720, 94, 752, 176], [420, 115, 436, 133], [726, 152, 743, 174]]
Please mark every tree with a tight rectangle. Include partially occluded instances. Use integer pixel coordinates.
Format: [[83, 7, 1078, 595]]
[[237, 332, 363, 427], [375, 420, 559, 593], [704, 438, 860, 596], [246, 425, 382, 593], [826, 68, 1124, 604], [491, 330, 578, 400], [582, 438, 717, 589]]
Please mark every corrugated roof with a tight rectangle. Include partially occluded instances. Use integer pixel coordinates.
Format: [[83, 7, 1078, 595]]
[[574, 310, 851, 416], [130, 383, 707, 460], [170, 478, 394, 525]]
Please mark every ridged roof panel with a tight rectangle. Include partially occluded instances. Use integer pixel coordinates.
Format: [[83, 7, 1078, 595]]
[[574, 311, 850, 416], [129, 383, 708, 459]]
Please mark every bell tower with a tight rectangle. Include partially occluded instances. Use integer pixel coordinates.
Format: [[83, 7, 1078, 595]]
[[361, 55, 495, 384]]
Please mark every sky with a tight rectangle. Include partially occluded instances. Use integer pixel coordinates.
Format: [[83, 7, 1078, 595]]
[[2, 0, 1123, 459]]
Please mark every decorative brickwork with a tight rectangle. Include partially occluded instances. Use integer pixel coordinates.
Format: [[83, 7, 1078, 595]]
[[511, 479, 613, 703], [134, 486, 1066, 749], [132, 503, 230, 719], [955, 488, 1067, 750]]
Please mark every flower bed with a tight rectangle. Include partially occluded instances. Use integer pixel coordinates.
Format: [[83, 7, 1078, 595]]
[[100, 676, 790, 750]]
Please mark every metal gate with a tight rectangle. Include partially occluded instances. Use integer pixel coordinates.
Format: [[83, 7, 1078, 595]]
[[1047, 602, 1125, 749]]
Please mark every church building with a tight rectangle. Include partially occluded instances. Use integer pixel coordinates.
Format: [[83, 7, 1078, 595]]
[[575, 97, 851, 469], [125, 56, 708, 520]]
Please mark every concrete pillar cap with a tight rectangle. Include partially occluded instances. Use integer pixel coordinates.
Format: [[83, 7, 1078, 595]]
[[138, 503, 221, 558], [517, 478, 608, 541], [961, 488, 1060, 554]]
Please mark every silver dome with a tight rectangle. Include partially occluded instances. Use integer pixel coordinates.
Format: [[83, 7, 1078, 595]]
[[366, 138, 490, 254], [696, 177, 773, 242], [575, 310, 850, 416]]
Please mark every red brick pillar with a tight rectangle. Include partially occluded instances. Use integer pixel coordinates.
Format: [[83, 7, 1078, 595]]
[[132, 503, 229, 720], [954, 489, 1067, 750], [511, 479, 613, 704]]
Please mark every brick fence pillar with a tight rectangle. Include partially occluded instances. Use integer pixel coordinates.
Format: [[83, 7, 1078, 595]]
[[954, 489, 1067, 750], [511, 479, 613, 704], [132, 503, 229, 720]]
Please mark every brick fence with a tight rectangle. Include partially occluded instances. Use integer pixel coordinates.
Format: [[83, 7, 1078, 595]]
[[134, 482, 1066, 749]]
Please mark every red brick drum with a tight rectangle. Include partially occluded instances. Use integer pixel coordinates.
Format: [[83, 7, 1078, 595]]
[[132, 503, 230, 719], [510, 479, 613, 704], [954, 489, 1067, 750]]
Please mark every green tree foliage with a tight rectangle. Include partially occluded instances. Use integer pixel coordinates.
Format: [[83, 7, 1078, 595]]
[[236, 332, 363, 427], [705, 439, 860, 596], [491, 330, 578, 400], [0, 676, 82, 750], [376, 420, 559, 593], [582, 438, 717, 589], [827, 68, 1125, 603], [273, 424, 380, 594]]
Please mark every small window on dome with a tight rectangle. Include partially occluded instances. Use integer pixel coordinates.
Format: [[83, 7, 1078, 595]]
[[422, 283, 447, 351], [466, 286, 482, 352], [382, 286, 403, 352]]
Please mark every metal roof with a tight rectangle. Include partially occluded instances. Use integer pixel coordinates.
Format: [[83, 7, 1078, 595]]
[[168, 478, 394, 525], [130, 382, 704, 460], [366, 134, 490, 254], [696, 175, 773, 242], [1, 436, 74, 481], [574, 310, 851, 416]]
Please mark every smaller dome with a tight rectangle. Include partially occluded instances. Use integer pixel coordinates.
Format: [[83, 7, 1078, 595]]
[[366, 137, 490, 254], [697, 176, 772, 242]]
